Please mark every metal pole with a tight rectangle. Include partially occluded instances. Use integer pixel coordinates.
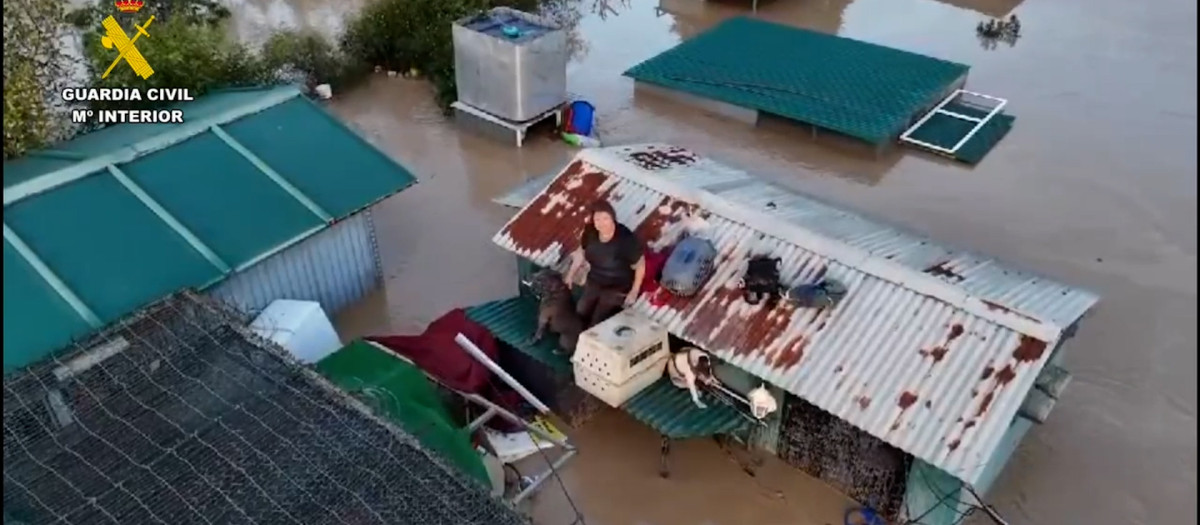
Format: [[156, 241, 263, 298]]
[[454, 333, 553, 414]]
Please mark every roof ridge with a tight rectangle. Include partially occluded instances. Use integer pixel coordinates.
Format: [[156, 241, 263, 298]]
[[577, 146, 1063, 342], [3, 86, 303, 207]]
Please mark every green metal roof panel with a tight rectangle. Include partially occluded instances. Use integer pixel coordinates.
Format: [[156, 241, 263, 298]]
[[120, 132, 324, 267], [624, 17, 970, 144], [622, 379, 752, 439], [465, 296, 573, 375], [3, 172, 222, 322], [316, 341, 491, 486], [905, 102, 1016, 165], [222, 97, 417, 218], [2, 240, 94, 373], [38, 87, 301, 161]]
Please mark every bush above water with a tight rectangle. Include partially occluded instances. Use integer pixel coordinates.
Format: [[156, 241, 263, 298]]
[[340, 0, 542, 109]]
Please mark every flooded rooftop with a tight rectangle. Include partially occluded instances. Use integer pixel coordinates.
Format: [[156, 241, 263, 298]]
[[227, 0, 1195, 522]]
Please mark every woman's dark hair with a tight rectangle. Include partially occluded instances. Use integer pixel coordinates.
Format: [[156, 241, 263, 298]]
[[589, 200, 617, 222], [695, 354, 712, 376], [582, 199, 618, 239]]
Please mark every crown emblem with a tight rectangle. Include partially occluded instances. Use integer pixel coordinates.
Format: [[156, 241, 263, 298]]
[[114, 0, 145, 13]]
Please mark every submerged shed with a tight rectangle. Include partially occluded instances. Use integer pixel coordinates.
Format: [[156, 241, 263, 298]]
[[625, 17, 1015, 164], [3, 86, 416, 373], [2, 291, 527, 525], [489, 144, 1098, 519]]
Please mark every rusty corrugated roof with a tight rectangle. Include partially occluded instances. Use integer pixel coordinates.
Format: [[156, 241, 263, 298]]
[[491, 144, 1099, 486]]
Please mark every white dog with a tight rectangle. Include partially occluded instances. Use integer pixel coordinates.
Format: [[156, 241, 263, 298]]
[[667, 347, 716, 408]]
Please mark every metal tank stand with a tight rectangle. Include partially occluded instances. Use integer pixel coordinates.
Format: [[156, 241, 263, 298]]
[[452, 102, 563, 148]]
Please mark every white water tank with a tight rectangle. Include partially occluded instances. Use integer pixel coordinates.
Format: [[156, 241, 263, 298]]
[[572, 310, 670, 407], [250, 300, 342, 364]]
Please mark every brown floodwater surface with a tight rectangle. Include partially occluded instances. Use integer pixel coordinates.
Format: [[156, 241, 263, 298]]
[[228, 0, 1197, 522]]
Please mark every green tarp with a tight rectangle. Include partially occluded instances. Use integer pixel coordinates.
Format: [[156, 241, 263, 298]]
[[315, 341, 490, 486]]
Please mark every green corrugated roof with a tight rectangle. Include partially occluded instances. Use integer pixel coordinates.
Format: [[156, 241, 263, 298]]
[[624, 17, 970, 144], [466, 296, 753, 439], [2, 86, 418, 375], [465, 296, 574, 375], [623, 380, 752, 439]]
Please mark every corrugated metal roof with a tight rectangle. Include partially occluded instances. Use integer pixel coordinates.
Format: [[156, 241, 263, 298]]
[[2, 86, 417, 374], [623, 17, 970, 145], [490, 144, 1100, 486], [465, 296, 574, 374], [624, 379, 753, 439]]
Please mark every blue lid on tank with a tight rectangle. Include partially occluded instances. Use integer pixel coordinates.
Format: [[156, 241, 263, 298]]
[[462, 10, 552, 43]]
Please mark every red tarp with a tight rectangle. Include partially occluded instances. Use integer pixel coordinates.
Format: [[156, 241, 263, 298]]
[[366, 309, 526, 432]]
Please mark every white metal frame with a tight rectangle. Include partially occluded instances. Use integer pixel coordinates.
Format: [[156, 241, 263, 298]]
[[451, 101, 562, 148], [899, 89, 1008, 156]]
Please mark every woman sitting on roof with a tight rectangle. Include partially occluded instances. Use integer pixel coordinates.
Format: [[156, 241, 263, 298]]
[[564, 200, 646, 328]]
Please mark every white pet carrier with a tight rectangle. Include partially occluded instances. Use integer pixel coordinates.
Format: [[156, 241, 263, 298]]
[[571, 310, 670, 407]]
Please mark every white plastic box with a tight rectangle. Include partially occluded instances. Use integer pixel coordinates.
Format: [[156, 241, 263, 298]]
[[571, 310, 670, 408], [250, 300, 342, 364]]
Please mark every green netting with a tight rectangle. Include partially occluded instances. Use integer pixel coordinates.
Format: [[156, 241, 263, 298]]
[[222, 98, 417, 218], [315, 341, 491, 486], [120, 133, 324, 267], [625, 17, 969, 145], [2, 241, 95, 374], [3, 172, 222, 323], [904, 102, 1016, 165]]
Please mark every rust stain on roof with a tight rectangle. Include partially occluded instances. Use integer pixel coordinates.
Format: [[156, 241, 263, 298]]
[[772, 336, 808, 369], [635, 199, 698, 244], [995, 365, 1016, 386], [1013, 335, 1048, 362], [982, 299, 1043, 324], [919, 323, 965, 364], [857, 396, 872, 410], [688, 285, 799, 359], [898, 391, 919, 410], [501, 160, 616, 256]]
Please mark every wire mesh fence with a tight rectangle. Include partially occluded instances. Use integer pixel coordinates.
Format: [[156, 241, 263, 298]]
[[3, 292, 529, 525], [777, 394, 911, 521]]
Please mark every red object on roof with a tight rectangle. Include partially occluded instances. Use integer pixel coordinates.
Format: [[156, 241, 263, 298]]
[[366, 309, 498, 394]]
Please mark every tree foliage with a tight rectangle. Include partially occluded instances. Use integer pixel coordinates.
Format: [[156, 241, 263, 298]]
[[81, 10, 276, 113], [3, 1, 75, 159], [340, 0, 540, 109], [4, 0, 586, 160]]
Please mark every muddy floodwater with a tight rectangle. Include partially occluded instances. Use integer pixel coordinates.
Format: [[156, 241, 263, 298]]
[[228, 0, 1196, 522]]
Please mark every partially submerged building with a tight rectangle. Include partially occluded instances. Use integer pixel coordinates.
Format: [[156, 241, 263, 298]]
[[3, 86, 416, 373], [2, 291, 528, 525], [625, 17, 1015, 164], [483, 144, 1098, 521]]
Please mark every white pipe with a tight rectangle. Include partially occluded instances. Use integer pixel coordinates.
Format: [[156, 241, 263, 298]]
[[454, 333, 552, 414]]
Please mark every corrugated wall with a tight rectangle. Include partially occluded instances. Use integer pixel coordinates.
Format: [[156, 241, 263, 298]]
[[207, 210, 382, 317]]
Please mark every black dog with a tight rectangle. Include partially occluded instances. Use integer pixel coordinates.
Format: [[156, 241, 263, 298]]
[[527, 269, 585, 355], [741, 256, 784, 308]]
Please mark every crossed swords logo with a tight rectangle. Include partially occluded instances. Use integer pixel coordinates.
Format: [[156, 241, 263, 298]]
[[100, 15, 156, 79]]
